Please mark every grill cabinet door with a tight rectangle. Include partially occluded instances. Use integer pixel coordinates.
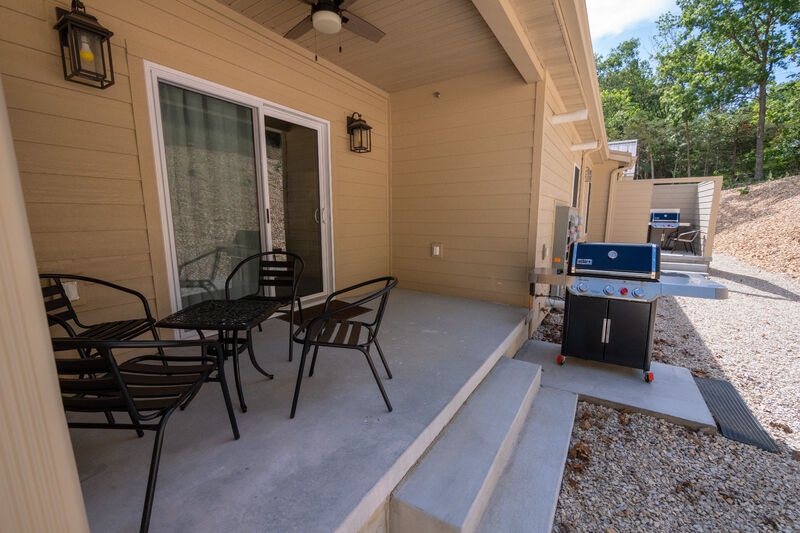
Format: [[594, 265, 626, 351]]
[[561, 293, 608, 361], [603, 299, 657, 369]]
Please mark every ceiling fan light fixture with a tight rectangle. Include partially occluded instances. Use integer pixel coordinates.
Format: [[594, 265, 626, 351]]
[[312, 6, 341, 34]]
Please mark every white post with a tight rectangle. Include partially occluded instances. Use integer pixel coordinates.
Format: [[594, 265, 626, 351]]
[[0, 77, 90, 531]]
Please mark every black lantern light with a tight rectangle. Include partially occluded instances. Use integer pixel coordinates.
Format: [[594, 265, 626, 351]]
[[347, 112, 372, 153], [54, 1, 115, 89]]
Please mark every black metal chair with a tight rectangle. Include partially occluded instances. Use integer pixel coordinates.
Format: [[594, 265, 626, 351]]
[[289, 276, 398, 418], [51, 337, 240, 533], [40, 274, 160, 358], [225, 251, 304, 362], [672, 229, 700, 254]]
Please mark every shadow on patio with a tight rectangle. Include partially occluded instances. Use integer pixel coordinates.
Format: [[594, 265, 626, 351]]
[[67, 289, 529, 532]]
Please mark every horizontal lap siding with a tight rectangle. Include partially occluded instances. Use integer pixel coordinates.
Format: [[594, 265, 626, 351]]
[[609, 180, 654, 243], [391, 67, 534, 306], [536, 85, 582, 264], [0, 0, 389, 319]]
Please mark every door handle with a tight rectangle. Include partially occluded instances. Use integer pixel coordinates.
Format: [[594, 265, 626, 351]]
[[314, 208, 320, 224], [601, 318, 611, 344]]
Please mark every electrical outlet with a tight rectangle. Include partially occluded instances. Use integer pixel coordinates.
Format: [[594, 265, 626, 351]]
[[431, 242, 442, 258], [63, 281, 79, 301]]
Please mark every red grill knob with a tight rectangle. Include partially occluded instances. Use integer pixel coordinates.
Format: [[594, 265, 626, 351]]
[[620, 287, 629, 296]]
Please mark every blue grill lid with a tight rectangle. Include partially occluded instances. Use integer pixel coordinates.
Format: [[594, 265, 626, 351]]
[[569, 242, 660, 280]]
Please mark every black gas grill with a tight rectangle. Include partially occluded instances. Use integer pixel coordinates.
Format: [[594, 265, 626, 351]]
[[560, 243, 662, 381]]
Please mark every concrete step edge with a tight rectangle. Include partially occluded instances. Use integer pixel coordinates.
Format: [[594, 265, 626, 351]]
[[476, 386, 579, 533], [391, 357, 542, 533]]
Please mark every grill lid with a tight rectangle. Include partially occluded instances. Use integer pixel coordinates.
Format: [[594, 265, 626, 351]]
[[568, 242, 660, 280]]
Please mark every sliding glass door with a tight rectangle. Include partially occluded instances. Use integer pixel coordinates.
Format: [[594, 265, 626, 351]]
[[158, 82, 262, 307], [147, 64, 332, 315]]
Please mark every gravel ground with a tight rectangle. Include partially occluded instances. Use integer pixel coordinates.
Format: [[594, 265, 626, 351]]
[[544, 176, 800, 532]]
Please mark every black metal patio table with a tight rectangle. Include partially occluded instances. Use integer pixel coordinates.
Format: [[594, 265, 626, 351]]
[[156, 299, 281, 412]]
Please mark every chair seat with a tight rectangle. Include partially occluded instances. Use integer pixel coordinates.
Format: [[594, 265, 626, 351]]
[[75, 318, 155, 340], [313, 319, 367, 347]]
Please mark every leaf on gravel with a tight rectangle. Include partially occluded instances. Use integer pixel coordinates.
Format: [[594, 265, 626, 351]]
[[768, 421, 793, 433], [676, 480, 694, 493], [580, 419, 591, 430], [568, 442, 591, 461]]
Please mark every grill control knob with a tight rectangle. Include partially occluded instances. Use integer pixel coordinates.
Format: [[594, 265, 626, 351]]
[[632, 288, 644, 298], [603, 285, 614, 295], [576, 282, 588, 293]]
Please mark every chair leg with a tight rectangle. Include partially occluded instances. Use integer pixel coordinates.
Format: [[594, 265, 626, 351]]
[[228, 331, 247, 413], [212, 353, 240, 440], [246, 329, 273, 380], [373, 339, 392, 379], [308, 344, 321, 377], [290, 344, 311, 419], [360, 348, 393, 413], [287, 312, 294, 362], [139, 418, 170, 533]]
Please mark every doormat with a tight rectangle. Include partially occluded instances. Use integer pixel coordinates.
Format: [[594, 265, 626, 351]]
[[694, 377, 779, 452], [279, 300, 371, 325]]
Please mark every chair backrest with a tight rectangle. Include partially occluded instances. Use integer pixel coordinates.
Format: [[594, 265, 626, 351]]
[[40, 275, 82, 335], [311, 276, 398, 337], [677, 229, 700, 242], [225, 251, 304, 301], [53, 343, 135, 418], [52, 338, 216, 423]]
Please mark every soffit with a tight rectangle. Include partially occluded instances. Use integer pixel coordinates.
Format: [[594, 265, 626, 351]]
[[512, 0, 600, 145], [216, 0, 602, 147], [217, 0, 515, 93]]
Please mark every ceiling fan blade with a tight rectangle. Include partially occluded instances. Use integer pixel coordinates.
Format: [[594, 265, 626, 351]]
[[341, 10, 385, 42], [284, 15, 314, 39], [338, 0, 356, 9]]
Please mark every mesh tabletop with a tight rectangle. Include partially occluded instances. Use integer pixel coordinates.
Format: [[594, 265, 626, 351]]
[[156, 299, 280, 331]]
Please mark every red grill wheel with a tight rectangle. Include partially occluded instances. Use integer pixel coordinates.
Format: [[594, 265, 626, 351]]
[[556, 355, 565, 365], [645, 371, 655, 383]]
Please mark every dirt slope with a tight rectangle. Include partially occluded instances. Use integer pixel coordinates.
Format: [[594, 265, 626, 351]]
[[713, 175, 800, 280]]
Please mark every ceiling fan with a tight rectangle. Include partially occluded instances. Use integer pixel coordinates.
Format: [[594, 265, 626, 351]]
[[284, 0, 385, 43]]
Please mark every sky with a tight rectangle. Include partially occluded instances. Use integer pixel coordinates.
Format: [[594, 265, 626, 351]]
[[586, 0, 677, 59], [585, 0, 799, 81]]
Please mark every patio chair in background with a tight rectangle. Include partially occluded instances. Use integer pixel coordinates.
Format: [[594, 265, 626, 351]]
[[672, 229, 700, 254], [289, 276, 398, 419], [51, 337, 240, 533], [225, 250, 304, 361], [40, 274, 160, 358]]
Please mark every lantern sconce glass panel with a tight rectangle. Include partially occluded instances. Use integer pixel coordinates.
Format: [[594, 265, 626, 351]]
[[347, 112, 372, 153], [54, 1, 115, 89]]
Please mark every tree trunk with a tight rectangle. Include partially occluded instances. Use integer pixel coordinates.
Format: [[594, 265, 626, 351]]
[[685, 121, 691, 177], [754, 81, 767, 181]]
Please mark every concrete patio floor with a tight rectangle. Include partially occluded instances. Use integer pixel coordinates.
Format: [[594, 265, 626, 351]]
[[66, 288, 717, 532], [67, 289, 530, 533]]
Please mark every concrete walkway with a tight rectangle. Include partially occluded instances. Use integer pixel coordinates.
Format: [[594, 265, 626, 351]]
[[515, 340, 716, 432]]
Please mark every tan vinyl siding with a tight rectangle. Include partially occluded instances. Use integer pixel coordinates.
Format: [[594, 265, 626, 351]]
[[652, 183, 699, 225], [697, 180, 716, 255], [584, 160, 616, 241], [535, 84, 582, 263], [1, 0, 390, 320], [391, 66, 534, 306], [608, 179, 654, 243]]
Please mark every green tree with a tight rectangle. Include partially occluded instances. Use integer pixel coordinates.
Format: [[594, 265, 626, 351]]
[[664, 0, 800, 181], [596, 39, 668, 178]]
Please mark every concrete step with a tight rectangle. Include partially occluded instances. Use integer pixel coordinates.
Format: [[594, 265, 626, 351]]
[[476, 387, 578, 533], [390, 357, 542, 533]]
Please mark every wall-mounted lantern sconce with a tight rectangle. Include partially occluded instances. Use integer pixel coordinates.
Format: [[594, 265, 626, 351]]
[[347, 112, 372, 153], [54, 1, 115, 89]]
